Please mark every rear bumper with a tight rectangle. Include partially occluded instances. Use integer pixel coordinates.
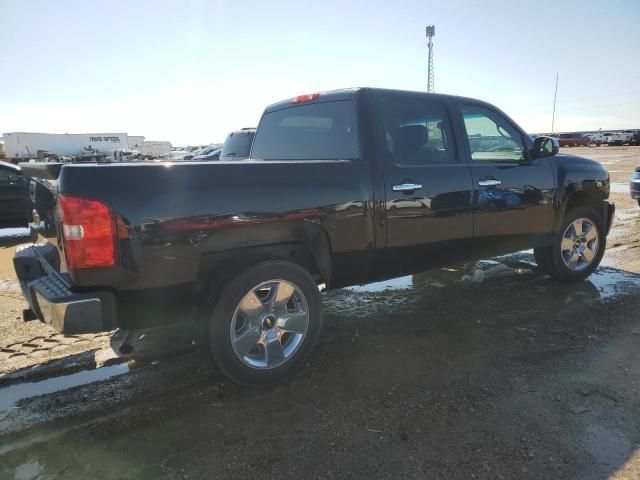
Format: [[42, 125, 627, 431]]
[[13, 242, 117, 334]]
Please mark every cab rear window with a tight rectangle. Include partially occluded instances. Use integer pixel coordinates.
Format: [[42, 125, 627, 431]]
[[251, 101, 359, 160]]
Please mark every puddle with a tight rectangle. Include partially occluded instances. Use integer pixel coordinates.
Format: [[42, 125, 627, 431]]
[[13, 458, 43, 480], [586, 268, 640, 299], [610, 183, 630, 193], [582, 423, 632, 472], [0, 227, 29, 234], [347, 275, 413, 293], [0, 363, 129, 412]]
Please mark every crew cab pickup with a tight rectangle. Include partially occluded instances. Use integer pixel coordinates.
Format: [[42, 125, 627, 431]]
[[15, 88, 614, 385]]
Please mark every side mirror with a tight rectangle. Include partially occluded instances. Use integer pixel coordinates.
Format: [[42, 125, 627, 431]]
[[532, 136, 559, 159]]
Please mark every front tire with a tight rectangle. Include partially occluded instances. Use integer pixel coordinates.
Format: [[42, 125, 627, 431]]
[[206, 260, 323, 385], [534, 207, 606, 281]]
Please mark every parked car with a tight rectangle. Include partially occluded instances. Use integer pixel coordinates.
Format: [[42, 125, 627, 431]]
[[631, 167, 640, 206], [628, 131, 640, 146], [220, 128, 255, 161], [182, 145, 218, 161], [557, 133, 590, 147], [0, 161, 28, 226], [193, 148, 222, 161], [592, 132, 607, 146], [15, 88, 614, 385], [593, 131, 633, 146]]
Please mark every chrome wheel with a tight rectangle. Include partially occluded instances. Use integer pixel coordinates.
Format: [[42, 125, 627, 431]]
[[561, 218, 599, 271], [230, 279, 309, 369]]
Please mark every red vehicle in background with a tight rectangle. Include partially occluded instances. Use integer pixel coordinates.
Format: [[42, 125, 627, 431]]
[[558, 133, 590, 147]]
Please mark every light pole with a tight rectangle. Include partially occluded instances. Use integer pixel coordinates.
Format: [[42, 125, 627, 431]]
[[551, 73, 559, 133]]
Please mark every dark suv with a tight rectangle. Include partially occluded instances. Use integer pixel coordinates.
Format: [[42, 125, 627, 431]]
[[558, 133, 590, 147], [220, 128, 256, 161]]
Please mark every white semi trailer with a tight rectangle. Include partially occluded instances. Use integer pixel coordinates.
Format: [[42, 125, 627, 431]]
[[128, 136, 145, 150], [141, 141, 172, 158], [2, 132, 129, 160]]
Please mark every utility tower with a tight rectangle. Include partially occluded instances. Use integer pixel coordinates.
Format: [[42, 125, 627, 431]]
[[426, 25, 435, 93]]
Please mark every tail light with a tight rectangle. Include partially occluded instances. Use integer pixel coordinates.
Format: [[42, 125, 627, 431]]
[[58, 194, 117, 270]]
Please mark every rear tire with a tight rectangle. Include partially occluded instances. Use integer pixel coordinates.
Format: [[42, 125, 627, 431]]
[[206, 260, 323, 385], [534, 207, 606, 281]]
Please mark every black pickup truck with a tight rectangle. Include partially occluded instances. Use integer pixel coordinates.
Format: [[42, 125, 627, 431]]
[[15, 88, 614, 385]]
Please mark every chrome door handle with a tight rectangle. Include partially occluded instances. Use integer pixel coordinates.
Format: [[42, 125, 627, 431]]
[[478, 179, 501, 187], [392, 183, 423, 192]]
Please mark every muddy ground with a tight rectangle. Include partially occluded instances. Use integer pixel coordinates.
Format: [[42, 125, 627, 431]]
[[0, 146, 638, 479]]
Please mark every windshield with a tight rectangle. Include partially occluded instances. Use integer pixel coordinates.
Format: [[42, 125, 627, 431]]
[[221, 132, 254, 159]]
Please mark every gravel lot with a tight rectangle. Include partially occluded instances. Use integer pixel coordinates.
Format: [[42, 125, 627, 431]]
[[0, 146, 638, 479]]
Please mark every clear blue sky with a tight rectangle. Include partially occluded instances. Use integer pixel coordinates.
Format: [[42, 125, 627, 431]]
[[1, 0, 639, 144]]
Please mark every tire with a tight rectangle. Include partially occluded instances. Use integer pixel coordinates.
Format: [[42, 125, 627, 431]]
[[534, 207, 606, 281], [206, 260, 323, 385]]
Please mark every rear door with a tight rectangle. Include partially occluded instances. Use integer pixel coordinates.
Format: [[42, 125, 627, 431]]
[[453, 102, 556, 247], [374, 91, 474, 277]]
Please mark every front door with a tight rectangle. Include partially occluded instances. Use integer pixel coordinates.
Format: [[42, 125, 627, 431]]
[[374, 92, 474, 278], [454, 103, 556, 249]]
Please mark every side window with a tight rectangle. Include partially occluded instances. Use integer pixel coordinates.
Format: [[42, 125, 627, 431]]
[[461, 108, 525, 162], [379, 95, 455, 165]]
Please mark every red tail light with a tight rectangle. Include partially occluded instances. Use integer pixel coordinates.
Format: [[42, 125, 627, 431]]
[[291, 92, 320, 104], [58, 194, 117, 270]]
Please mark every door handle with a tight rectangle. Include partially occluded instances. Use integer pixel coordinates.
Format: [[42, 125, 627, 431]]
[[392, 183, 423, 192], [478, 179, 501, 187]]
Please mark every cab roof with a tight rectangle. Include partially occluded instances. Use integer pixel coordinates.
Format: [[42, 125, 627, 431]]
[[263, 87, 494, 114]]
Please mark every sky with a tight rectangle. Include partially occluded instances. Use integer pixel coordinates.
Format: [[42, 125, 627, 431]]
[[1, 0, 639, 145]]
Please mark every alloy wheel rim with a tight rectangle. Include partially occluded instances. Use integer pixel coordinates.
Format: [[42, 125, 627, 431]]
[[230, 279, 309, 369], [561, 218, 599, 271]]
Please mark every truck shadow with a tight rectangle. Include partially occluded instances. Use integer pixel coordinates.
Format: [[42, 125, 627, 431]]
[[1, 253, 639, 479]]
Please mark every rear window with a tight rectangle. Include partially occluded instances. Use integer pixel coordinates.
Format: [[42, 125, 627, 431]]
[[251, 100, 359, 160], [221, 131, 254, 159], [559, 134, 572, 139]]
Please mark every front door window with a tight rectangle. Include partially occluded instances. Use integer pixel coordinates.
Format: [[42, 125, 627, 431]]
[[462, 109, 525, 163]]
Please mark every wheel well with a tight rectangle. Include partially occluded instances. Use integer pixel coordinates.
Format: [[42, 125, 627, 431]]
[[197, 241, 330, 293], [565, 190, 604, 216], [195, 242, 329, 324]]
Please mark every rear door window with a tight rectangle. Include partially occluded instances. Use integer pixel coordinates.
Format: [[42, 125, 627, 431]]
[[377, 94, 456, 165], [251, 101, 359, 160]]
